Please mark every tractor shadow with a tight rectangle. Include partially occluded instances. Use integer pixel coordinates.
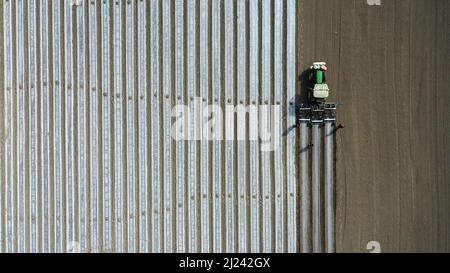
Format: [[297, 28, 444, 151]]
[[299, 68, 314, 107], [282, 68, 313, 137]]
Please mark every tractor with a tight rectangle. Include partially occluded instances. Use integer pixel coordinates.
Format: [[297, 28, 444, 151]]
[[309, 62, 330, 106], [298, 62, 336, 125]]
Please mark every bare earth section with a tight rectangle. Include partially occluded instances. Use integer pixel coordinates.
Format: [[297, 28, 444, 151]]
[[299, 0, 450, 252]]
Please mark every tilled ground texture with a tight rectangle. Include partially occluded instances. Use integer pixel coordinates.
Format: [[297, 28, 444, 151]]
[[299, 0, 450, 252]]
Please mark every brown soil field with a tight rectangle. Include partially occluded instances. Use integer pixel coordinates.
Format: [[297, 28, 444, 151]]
[[299, 0, 450, 252]]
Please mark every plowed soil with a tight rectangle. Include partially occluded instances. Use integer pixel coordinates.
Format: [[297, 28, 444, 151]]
[[299, 0, 450, 252]]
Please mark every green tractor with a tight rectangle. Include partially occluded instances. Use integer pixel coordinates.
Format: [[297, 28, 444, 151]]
[[298, 62, 336, 124], [309, 62, 330, 105]]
